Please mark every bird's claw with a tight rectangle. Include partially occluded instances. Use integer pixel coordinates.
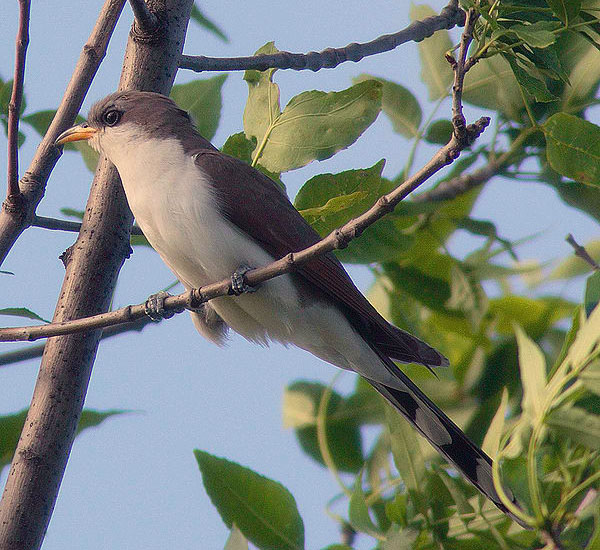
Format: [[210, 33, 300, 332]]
[[230, 265, 258, 296], [145, 290, 177, 321]]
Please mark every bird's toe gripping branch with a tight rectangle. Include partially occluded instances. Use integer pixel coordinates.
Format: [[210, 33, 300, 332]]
[[144, 290, 180, 321], [230, 265, 259, 296]]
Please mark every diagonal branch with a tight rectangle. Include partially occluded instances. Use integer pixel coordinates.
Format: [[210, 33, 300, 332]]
[[180, 0, 464, 73], [0, 116, 490, 343], [6, 0, 31, 203], [0, 0, 126, 268]]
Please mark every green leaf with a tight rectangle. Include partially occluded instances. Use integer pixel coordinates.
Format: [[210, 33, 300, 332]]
[[566, 301, 600, 368], [335, 218, 414, 264], [0, 307, 49, 324], [424, 119, 453, 145], [60, 207, 84, 219], [1, 408, 126, 472], [224, 525, 248, 550], [509, 22, 557, 49], [410, 4, 453, 100], [348, 470, 382, 539], [384, 403, 425, 493], [560, 32, 600, 112], [482, 388, 508, 458], [194, 450, 305, 550], [382, 527, 419, 550], [546, 0, 581, 24], [222, 132, 256, 164], [283, 381, 363, 473], [354, 74, 421, 138], [254, 80, 382, 173], [294, 160, 388, 235], [243, 42, 282, 148], [580, 359, 600, 396], [446, 265, 488, 326], [437, 469, 474, 516], [515, 325, 547, 420], [190, 4, 228, 42], [170, 75, 227, 141], [546, 407, 600, 449], [463, 55, 523, 120], [544, 113, 600, 186], [0, 79, 26, 117], [585, 271, 600, 315], [506, 55, 557, 103]]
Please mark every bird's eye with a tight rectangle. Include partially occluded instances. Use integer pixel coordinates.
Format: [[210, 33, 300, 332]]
[[102, 109, 122, 127]]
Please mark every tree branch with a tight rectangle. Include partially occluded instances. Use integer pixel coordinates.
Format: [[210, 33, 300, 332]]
[[0, 317, 152, 367], [128, 0, 159, 35], [179, 0, 464, 73], [31, 214, 144, 235], [0, 1, 194, 548], [0, 0, 127, 268], [5, 0, 31, 203], [0, 116, 490, 343], [566, 234, 600, 271]]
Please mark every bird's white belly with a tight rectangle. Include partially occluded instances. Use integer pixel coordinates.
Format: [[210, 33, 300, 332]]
[[113, 140, 302, 344], [109, 137, 397, 385]]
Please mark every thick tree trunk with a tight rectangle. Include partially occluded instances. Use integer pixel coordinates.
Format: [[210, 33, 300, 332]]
[[0, 1, 193, 548]]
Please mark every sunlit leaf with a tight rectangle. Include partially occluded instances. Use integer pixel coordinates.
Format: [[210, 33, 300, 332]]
[[170, 75, 227, 140], [223, 525, 248, 550], [194, 450, 305, 550], [482, 388, 508, 457], [283, 381, 363, 473], [463, 55, 523, 120], [544, 113, 600, 186], [546, 407, 600, 449], [410, 4, 453, 100], [354, 74, 422, 138], [515, 325, 547, 420], [254, 80, 382, 173]]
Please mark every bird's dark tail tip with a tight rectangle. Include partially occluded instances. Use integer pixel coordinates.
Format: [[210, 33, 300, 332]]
[[369, 376, 530, 529]]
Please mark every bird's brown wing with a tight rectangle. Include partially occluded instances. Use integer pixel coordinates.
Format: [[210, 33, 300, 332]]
[[194, 149, 448, 368]]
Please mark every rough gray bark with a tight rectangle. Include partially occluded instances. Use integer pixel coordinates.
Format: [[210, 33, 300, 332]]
[[0, 1, 193, 548]]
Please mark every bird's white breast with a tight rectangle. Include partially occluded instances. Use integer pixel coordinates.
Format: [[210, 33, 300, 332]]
[[99, 129, 304, 344]]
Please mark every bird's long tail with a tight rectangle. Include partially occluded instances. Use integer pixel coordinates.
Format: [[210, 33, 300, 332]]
[[367, 352, 528, 528]]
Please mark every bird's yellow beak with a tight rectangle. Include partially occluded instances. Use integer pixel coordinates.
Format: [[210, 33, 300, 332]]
[[55, 123, 98, 145]]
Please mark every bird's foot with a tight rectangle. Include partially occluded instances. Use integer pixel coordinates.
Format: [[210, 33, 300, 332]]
[[144, 290, 180, 321], [230, 265, 258, 296]]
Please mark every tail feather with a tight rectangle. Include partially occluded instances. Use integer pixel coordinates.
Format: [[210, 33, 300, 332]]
[[367, 352, 528, 528]]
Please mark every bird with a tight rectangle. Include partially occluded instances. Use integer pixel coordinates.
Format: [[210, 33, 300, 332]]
[[56, 90, 523, 525]]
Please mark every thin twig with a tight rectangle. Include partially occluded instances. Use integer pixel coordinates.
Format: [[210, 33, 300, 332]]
[[0, 317, 152, 367], [0, 0, 127, 268], [6, 0, 31, 203], [128, 0, 158, 35], [0, 116, 490, 343], [448, 7, 479, 144], [180, 0, 465, 73], [32, 215, 144, 235], [566, 234, 600, 271]]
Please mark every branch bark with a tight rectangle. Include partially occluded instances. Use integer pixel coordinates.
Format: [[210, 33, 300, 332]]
[[6, 0, 30, 203], [0, 1, 193, 548], [0, 0, 126, 268], [31, 214, 144, 235], [0, 116, 489, 343], [128, 0, 159, 35], [179, 0, 464, 73]]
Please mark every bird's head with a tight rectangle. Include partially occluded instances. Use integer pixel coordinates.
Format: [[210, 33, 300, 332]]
[[55, 90, 198, 158]]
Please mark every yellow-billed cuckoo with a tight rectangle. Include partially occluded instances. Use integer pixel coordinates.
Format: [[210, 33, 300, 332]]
[[56, 91, 523, 524]]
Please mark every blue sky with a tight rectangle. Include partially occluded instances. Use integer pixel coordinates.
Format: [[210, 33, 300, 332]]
[[1, 1, 598, 549]]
